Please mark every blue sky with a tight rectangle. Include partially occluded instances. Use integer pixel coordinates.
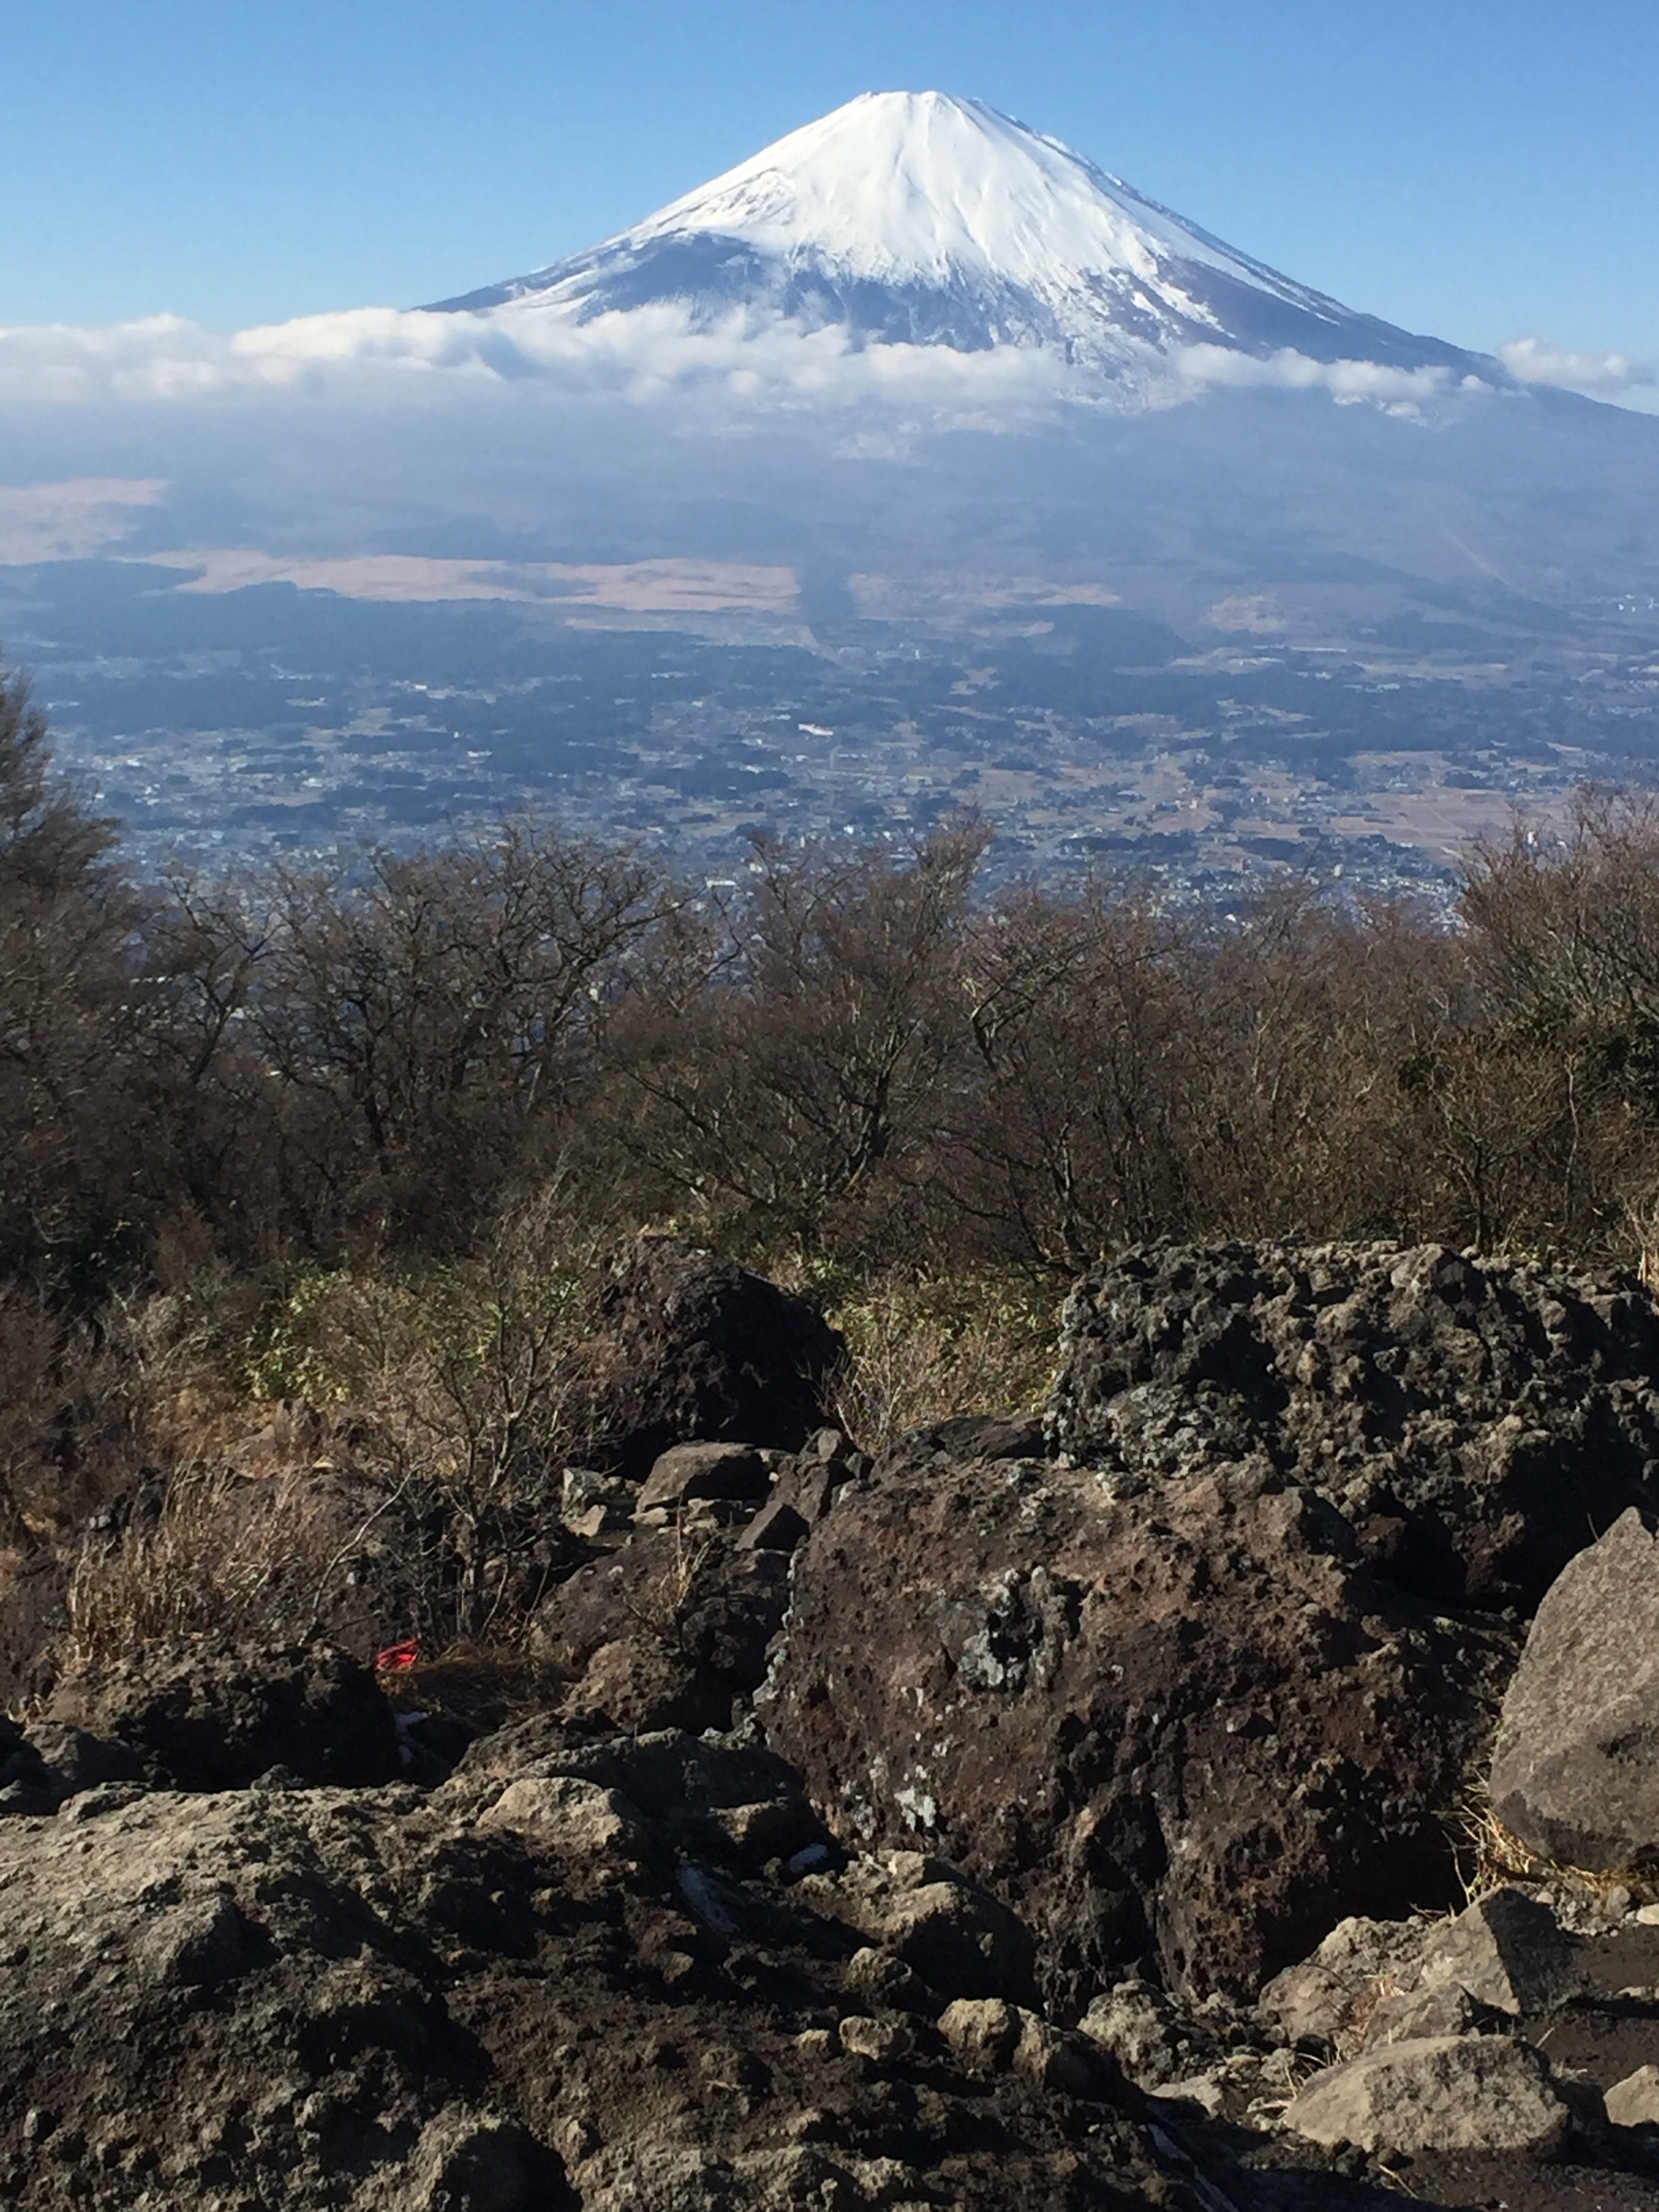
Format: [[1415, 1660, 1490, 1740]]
[[4, 0, 1655, 366]]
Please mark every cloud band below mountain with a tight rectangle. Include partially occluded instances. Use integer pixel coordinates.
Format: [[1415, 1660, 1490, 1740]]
[[0, 301, 1650, 425]]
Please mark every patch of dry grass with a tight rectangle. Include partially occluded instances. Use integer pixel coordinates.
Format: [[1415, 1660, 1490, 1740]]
[[1457, 1790, 1659, 1908], [825, 1272, 1058, 1456], [56, 1463, 377, 1675]]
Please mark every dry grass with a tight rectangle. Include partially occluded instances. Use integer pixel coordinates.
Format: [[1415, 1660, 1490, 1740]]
[[0, 1257, 279, 1548], [56, 1462, 369, 1675], [1457, 1790, 1659, 1908], [374, 1640, 572, 1726], [237, 1206, 607, 1647], [621, 1513, 718, 1649], [825, 1271, 1058, 1456]]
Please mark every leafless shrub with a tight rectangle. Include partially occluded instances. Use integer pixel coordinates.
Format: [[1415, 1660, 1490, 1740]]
[[613, 819, 987, 1262]]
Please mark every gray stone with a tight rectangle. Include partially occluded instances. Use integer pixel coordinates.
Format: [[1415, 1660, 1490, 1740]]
[[635, 1442, 771, 1515], [1152, 2073, 1228, 2118], [1260, 1916, 1423, 2047], [1490, 1509, 1659, 1872], [1078, 1980, 1200, 2087], [938, 1998, 1098, 2096], [1606, 2065, 1659, 2127], [22, 1724, 143, 1795], [937, 1996, 1021, 2070], [1415, 1887, 1581, 2015], [1284, 2034, 1570, 2156], [1360, 1981, 1486, 2050], [479, 1776, 649, 1860], [836, 2013, 912, 2064], [796, 1850, 1037, 2005], [1010, 2013, 1101, 2097], [843, 1945, 935, 2015], [736, 1497, 810, 1553], [561, 1466, 635, 1529]]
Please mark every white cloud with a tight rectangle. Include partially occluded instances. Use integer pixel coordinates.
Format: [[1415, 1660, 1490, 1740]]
[[1170, 343, 1477, 415], [0, 301, 1077, 429], [20, 302, 1655, 435], [0, 299, 1509, 433], [1498, 336, 1658, 413]]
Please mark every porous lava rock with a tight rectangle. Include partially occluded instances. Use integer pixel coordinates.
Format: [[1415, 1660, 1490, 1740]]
[[0, 1723, 1199, 2212], [43, 1636, 401, 1792], [1490, 1507, 1659, 1873], [568, 1237, 844, 1478], [764, 1444, 1515, 2007], [1048, 1241, 1659, 1608], [534, 1521, 793, 1736]]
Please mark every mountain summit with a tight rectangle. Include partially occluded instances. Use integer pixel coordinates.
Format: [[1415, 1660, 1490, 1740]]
[[428, 90, 1491, 385]]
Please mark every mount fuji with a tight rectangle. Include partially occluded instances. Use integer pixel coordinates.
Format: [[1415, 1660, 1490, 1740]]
[[427, 90, 1497, 392], [6, 90, 1659, 878]]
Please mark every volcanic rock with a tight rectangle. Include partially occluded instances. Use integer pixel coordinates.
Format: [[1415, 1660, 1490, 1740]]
[[1048, 1241, 1659, 1608], [1413, 1886, 1583, 2016], [535, 1519, 792, 1734], [635, 1441, 772, 1515], [1078, 1980, 1224, 2088], [1606, 2066, 1659, 2128], [1283, 2034, 1571, 2156], [0, 1722, 1205, 2210], [43, 1636, 401, 1791], [568, 1237, 844, 1478], [764, 1447, 1514, 2005], [1260, 1916, 1424, 2048], [794, 1848, 1038, 2005], [1490, 1507, 1659, 1873]]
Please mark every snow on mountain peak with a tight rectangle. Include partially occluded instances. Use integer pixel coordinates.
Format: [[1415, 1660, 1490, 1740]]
[[629, 90, 1217, 292], [427, 91, 1493, 391]]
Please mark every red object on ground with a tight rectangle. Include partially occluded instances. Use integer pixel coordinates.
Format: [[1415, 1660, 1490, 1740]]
[[375, 1638, 421, 1673]]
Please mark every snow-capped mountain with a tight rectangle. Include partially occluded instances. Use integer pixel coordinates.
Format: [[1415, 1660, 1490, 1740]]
[[426, 90, 1494, 386]]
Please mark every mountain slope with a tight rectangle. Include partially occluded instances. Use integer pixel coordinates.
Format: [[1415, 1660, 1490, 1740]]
[[426, 90, 1496, 385]]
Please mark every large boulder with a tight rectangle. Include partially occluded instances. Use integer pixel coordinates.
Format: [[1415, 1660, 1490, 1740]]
[[1283, 2035, 1570, 2156], [1490, 1507, 1659, 1872], [568, 1238, 844, 1479], [43, 1637, 401, 1791], [763, 1442, 1515, 2006], [1048, 1242, 1659, 1608]]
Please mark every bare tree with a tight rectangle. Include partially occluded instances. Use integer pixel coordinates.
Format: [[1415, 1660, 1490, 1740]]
[[616, 818, 989, 1256], [0, 661, 153, 1290], [236, 819, 672, 1252]]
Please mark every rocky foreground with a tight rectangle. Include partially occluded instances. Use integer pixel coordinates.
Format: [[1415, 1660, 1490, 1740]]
[[11, 1240, 1659, 2207]]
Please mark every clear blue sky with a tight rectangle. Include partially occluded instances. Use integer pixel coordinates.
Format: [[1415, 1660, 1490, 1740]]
[[5, 0, 1655, 363]]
